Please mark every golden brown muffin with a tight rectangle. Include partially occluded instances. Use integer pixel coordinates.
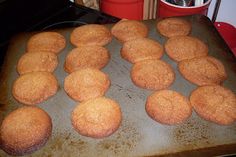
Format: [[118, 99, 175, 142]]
[[111, 19, 148, 43], [64, 46, 110, 73], [157, 17, 191, 38], [70, 24, 112, 47], [146, 90, 192, 125], [0, 106, 52, 156], [64, 68, 110, 102], [17, 51, 58, 75], [178, 56, 227, 86], [131, 59, 175, 90], [190, 85, 236, 125], [12, 72, 58, 105], [121, 38, 164, 64], [27, 32, 66, 54], [71, 97, 122, 138], [165, 36, 208, 62]]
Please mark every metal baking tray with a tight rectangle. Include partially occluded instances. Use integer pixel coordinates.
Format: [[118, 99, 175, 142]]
[[0, 15, 236, 156]]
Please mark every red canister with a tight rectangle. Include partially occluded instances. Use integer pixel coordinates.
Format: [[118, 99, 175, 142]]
[[157, 0, 212, 18], [100, 0, 144, 20]]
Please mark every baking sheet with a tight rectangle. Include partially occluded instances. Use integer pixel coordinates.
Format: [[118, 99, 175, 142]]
[[0, 15, 236, 157]]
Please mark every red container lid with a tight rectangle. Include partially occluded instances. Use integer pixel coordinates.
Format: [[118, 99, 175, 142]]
[[214, 22, 236, 56]]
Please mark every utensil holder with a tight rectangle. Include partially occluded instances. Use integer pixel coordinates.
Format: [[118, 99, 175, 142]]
[[157, 0, 212, 18]]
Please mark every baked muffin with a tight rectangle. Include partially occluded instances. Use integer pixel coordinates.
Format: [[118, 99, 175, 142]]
[[121, 38, 164, 63], [0, 106, 52, 156], [64, 46, 110, 73], [190, 85, 236, 125], [17, 51, 58, 75], [178, 56, 227, 86], [64, 68, 110, 102], [157, 17, 191, 38], [146, 90, 192, 125], [71, 97, 122, 138], [27, 32, 66, 54], [12, 72, 58, 105], [70, 24, 112, 47], [131, 59, 175, 90], [111, 19, 148, 43], [165, 36, 208, 62]]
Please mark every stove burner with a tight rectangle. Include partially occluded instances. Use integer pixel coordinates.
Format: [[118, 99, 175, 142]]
[[29, 4, 120, 31], [42, 21, 87, 30], [0, 1, 120, 66]]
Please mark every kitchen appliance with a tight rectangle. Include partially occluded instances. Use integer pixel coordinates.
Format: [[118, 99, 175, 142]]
[[0, 0, 119, 66]]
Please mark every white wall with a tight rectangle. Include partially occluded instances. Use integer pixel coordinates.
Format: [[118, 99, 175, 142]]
[[208, 0, 236, 26]]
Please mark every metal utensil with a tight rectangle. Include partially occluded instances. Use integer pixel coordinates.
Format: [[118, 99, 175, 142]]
[[195, 0, 204, 6], [166, 0, 194, 7]]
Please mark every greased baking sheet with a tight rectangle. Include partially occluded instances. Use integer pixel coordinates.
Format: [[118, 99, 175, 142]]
[[0, 15, 236, 157]]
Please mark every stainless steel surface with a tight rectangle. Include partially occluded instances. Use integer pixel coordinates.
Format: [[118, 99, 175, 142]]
[[212, 0, 221, 23], [0, 15, 236, 157], [165, 0, 194, 7]]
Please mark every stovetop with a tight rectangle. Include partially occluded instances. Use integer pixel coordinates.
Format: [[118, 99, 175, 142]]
[[28, 3, 120, 31], [0, 0, 120, 66]]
